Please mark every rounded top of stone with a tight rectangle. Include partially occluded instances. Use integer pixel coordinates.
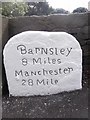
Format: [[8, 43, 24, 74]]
[[3, 31, 81, 55]]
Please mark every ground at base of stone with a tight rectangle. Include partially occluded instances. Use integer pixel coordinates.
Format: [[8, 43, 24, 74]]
[[2, 88, 88, 118]]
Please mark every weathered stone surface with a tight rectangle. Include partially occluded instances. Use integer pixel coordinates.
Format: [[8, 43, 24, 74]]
[[3, 31, 82, 96]]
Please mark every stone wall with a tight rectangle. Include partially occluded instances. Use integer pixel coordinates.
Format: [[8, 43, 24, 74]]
[[2, 16, 9, 48], [2, 13, 89, 94], [1, 16, 9, 95]]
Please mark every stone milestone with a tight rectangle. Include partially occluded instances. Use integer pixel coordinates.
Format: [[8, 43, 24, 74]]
[[3, 31, 82, 96]]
